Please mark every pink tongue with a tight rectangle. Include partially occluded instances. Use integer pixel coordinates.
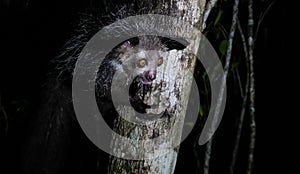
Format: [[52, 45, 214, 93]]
[[142, 79, 151, 84]]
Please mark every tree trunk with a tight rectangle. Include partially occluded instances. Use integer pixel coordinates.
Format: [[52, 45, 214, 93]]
[[108, 0, 210, 173]]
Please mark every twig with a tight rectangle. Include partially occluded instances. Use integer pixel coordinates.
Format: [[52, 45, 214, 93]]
[[202, 0, 219, 30], [203, 0, 240, 173], [194, 133, 202, 174], [247, 0, 256, 173], [229, 18, 249, 174], [203, 139, 212, 174], [216, 23, 229, 40], [237, 19, 249, 62], [223, 0, 239, 74], [235, 68, 244, 98], [254, 0, 276, 44]]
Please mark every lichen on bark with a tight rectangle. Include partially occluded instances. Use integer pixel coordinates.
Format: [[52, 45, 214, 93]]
[[108, 0, 210, 173]]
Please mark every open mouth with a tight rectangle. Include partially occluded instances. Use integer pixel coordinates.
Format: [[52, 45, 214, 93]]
[[129, 76, 165, 120], [141, 79, 153, 84], [139, 76, 153, 84]]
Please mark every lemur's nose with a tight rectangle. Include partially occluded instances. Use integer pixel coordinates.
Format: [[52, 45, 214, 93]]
[[146, 70, 156, 81]]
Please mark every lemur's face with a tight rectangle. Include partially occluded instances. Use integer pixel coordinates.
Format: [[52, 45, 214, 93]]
[[133, 49, 164, 84], [118, 39, 167, 84]]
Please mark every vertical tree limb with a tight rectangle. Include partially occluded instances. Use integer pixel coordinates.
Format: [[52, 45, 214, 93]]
[[203, 0, 240, 173], [203, 139, 212, 174], [247, 0, 256, 173], [202, 0, 218, 30], [229, 18, 249, 174]]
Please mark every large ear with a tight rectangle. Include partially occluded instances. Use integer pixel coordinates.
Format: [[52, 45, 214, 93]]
[[118, 41, 133, 54], [161, 37, 188, 51]]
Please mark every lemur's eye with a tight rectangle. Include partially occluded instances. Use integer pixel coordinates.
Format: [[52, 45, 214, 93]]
[[139, 59, 147, 67], [157, 57, 163, 66]]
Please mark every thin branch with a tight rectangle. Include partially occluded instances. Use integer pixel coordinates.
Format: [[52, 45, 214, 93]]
[[194, 133, 202, 174], [202, 0, 219, 30], [247, 0, 256, 173], [235, 68, 244, 98], [237, 19, 249, 61], [254, 0, 276, 44], [203, 139, 212, 174], [203, 0, 240, 173], [229, 18, 249, 174], [223, 0, 239, 74], [216, 23, 229, 40]]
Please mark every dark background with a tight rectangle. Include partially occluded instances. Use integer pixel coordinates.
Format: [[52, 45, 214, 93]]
[[0, 0, 293, 173]]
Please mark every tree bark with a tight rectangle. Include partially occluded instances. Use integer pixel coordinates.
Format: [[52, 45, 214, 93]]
[[247, 0, 256, 173], [108, 0, 211, 173]]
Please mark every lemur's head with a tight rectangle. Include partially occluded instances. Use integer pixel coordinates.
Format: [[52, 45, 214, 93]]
[[133, 48, 164, 84], [118, 36, 168, 84]]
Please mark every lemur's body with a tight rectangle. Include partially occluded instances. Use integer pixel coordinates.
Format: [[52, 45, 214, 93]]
[[96, 35, 167, 117]]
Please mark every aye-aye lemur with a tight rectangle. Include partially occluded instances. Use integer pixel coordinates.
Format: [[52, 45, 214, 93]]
[[96, 35, 170, 118]]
